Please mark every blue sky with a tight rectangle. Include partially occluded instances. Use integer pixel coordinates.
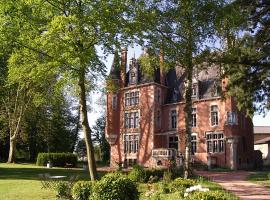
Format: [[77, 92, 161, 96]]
[[89, 46, 270, 127]]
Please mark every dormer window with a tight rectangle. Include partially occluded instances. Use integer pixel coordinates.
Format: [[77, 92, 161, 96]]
[[192, 84, 198, 98], [212, 81, 220, 97], [130, 71, 137, 84]]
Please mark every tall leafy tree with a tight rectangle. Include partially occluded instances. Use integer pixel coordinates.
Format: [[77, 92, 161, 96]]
[[216, 0, 270, 115], [137, 0, 226, 178], [1, 0, 135, 180]]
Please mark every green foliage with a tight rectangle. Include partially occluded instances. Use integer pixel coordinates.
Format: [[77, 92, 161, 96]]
[[128, 165, 147, 183], [185, 190, 238, 200], [169, 177, 196, 191], [36, 153, 77, 167], [90, 172, 138, 200], [162, 170, 172, 184], [71, 181, 95, 200], [267, 172, 270, 180], [55, 181, 72, 200]]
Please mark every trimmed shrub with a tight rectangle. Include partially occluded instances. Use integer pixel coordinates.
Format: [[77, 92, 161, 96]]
[[36, 153, 77, 167], [71, 181, 95, 200], [168, 177, 196, 192], [267, 172, 270, 180], [185, 190, 238, 200], [55, 181, 72, 199], [90, 172, 138, 200], [128, 165, 147, 183]]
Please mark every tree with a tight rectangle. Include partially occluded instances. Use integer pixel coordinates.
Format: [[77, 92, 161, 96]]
[[92, 115, 110, 164], [1, 0, 135, 180], [137, 0, 226, 178], [217, 0, 270, 115]]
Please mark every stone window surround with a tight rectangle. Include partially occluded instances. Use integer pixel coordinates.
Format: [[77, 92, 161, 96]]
[[125, 90, 140, 107], [124, 109, 140, 129], [210, 104, 219, 127], [191, 132, 198, 155], [192, 106, 197, 127], [169, 108, 178, 130], [123, 133, 140, 154], [205, 131, 224, 153]]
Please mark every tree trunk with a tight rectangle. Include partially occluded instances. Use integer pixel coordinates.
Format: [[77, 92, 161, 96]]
[[78, 70, 97, 180], [183, 65, 193, 179], [7, 136, 16, 163]]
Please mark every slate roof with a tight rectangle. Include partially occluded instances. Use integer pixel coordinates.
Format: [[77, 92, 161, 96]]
[[109, 51, 121, 79], [164, 65, 221, 103], [109, 56, 222, 103]]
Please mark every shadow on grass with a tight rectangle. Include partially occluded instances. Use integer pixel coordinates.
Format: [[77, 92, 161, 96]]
[[0, 163, 106, 181]]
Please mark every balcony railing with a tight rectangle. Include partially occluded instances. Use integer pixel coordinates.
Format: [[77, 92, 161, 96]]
[[152, 148, 177, 158]]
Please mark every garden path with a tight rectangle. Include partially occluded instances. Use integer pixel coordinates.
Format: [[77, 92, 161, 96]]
[[196, 170, 270, 200]]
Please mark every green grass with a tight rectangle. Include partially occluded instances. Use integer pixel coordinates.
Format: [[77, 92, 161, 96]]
[[0, 162, 99, 200], [247, 171, 270, 187], [138, 176, 239, 200]]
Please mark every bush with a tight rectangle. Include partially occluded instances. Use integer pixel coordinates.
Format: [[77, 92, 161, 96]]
[[55, 181, 72, 199], [163, 170, 172, 183], [185, 190, 237, 200], [71, 181, 95, 200], [128, 165, 147, 183], [168, 177, 196, 192], [267, 172, 270, 180], [90, 172, 138, 200], [36, 153, 77, 167]]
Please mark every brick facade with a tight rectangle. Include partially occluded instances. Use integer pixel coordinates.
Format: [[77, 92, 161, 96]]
[[106, 49, 254, 170]]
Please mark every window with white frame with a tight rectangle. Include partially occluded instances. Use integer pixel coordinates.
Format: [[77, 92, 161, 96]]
[[125, 91, 139, 106], [191, 133, 197, 155], [112, 95, 117, 109], [206, 132, 224, 153], [124, 134, 139, 153], [171, 110, 177, 129], [227, 111, 238, 125], [210, 105, 219, 126], [156, 110, 161, 128], [192, 108, 197, 127], [169, 136, 178, 150], [124, 111, 139, 128]]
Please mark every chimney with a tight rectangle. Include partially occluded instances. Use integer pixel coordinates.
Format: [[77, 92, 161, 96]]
[[159, 48, 165, 85], [121, 47, 127, 87]]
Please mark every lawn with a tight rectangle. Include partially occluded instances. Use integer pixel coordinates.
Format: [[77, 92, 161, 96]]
[[247, 170, 270, 187], [0, 163, 92, 200]]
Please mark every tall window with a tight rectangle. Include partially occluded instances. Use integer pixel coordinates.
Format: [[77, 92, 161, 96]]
[[192, 108, 197, 127], [171, 110, 177, 129], [156, 110, 161, 128], [206, 132, 224, 153], [227, 112, 237, 125], [112, 95, 117, 109], [169, 136, 178, 150], [211, 105, 219, 126], [124, 111, 139, 128], [124, 135, 139, 153], [125, 91, 139, 106], [191, 134, 197, 155], [157, 89, 161, 104]]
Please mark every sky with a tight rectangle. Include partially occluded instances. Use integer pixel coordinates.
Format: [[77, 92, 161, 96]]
[[88, 46, 270, 127]]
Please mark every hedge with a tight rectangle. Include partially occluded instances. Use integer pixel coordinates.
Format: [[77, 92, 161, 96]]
[[36, 153, 77, 167]]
